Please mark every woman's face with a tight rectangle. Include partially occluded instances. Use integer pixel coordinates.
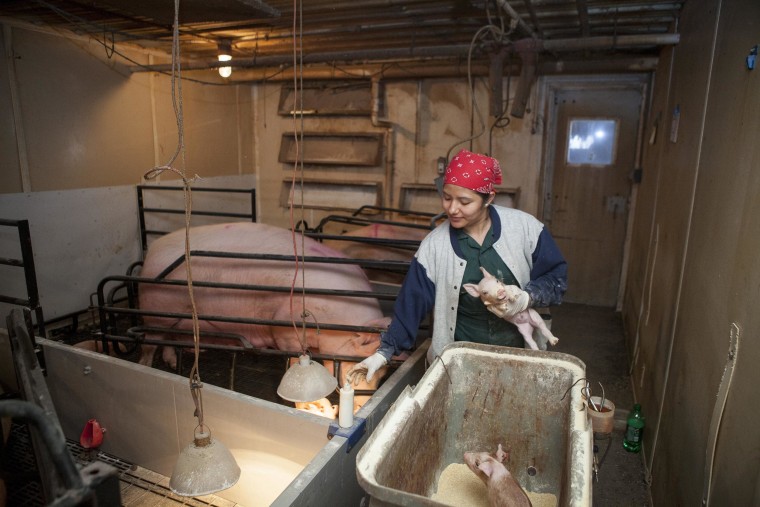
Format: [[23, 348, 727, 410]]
[[441, 184, 492, 229]]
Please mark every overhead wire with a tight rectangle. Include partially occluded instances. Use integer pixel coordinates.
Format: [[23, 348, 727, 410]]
[[140, 0, 209, 433], [287, 0, 310, 355], [444, 6, 517, 160]]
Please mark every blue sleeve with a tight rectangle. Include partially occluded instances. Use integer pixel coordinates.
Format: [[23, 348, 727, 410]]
[[376, 257, 436, 360], [524, 228, 567, 307]]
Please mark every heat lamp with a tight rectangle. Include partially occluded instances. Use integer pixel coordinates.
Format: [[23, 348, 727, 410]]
[[277, 353, 338, 403], [170, 425, 241, 497]]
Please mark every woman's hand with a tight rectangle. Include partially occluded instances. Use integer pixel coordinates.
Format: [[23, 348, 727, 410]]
[[346, 352, 388, 384], [502, 286, 530, 318]]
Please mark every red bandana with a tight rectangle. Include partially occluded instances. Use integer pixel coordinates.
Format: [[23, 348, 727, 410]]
[[443, 149, 503, 194]]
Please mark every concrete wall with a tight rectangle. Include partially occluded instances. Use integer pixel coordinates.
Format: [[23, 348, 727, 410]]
[[621, 0, 760, 504]]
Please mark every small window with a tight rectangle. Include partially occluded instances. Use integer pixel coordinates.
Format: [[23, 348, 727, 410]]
[[566, 119, 618, 166]]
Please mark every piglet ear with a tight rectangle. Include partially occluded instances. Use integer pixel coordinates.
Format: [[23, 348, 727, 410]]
[[479, 266, 494, 279], [463, 283, 480, 298], [478, 459, 497, 478], [496, 444, 509, 463]]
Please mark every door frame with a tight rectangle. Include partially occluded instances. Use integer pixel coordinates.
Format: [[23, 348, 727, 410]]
[[537, 74, 651, 309]]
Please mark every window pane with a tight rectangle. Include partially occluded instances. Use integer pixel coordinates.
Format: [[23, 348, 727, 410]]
[[566, 119, 617, 166]]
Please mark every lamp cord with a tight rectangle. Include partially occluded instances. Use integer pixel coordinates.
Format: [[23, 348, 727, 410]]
[[142, 0, 207, 432], [287, 0, 310, 356]]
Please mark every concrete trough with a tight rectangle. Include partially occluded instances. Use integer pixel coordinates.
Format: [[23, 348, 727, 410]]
[[356, 342, 593, 506]]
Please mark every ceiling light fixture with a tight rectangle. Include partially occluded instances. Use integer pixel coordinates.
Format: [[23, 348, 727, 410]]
[[218, 40, 232, 78]]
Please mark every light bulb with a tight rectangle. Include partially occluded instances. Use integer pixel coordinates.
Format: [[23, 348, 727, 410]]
[[218, 54, 232, 78]]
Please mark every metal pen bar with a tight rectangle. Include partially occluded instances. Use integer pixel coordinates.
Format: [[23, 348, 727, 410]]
[[0, 256, 24, 267], [0, 295, 30, 305], [107, 330, 399, 365], [152, 250, 410, 280], [140, 207, 254, 219], [0, 219, 45, 337], [98, 305, 390, 334], [352, 205, 438, 218], [301, 233, 420, 251], [138, 185, 255, 193], [136, 185, 256, 252], [312, 214, 433, 233], [97, 274, 400, 301]]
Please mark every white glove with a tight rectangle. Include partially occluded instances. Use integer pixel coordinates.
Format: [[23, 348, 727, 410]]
[[502, 286, 531, 319], [346, 352, 388, 385]]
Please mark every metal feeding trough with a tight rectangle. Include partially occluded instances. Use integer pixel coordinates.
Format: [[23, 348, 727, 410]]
[[356, 342, 593, 506]]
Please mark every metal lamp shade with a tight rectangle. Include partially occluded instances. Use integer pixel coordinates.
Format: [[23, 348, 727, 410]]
[[277, 354, 338, 402], [169, 431, 241, 497]]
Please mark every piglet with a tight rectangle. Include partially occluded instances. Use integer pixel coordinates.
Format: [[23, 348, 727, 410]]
[[463, 267, 558, 351], [464, 444, 532, 507]]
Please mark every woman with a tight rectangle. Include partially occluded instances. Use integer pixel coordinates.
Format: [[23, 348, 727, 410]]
[[347, 149, 567, 383]]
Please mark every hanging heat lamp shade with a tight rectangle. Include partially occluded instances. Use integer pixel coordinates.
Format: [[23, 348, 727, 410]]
[[277, 354, 338, 402], [170, 428, 241, 497]]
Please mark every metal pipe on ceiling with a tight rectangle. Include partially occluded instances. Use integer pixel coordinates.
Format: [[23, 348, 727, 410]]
[[222, 56, 659, 83], [494, 0, 537, 39], [575, 0, 591, 38], [129, 32, 679, 73], [540, 32, 679, 51], [131, 45, 473, 72], [510, 49, 536, 118], [522, 0, 544, 39]]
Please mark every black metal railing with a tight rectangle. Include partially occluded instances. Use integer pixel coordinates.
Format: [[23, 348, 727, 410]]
[[0, 219, 45, 337], [93, 251, 422, 393], [136, 185, 256, 253]]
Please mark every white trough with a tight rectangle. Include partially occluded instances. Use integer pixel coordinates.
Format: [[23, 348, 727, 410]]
[[0, 328, 429, 506]]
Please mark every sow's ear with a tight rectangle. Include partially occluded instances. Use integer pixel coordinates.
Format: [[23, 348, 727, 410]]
[[463, 283, 481, 298]]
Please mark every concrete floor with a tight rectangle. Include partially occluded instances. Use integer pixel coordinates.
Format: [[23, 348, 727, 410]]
[[550, 303, 651, 506]]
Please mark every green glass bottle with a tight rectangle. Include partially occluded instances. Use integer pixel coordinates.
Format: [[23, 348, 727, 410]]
[[623, 403, 645, 452]]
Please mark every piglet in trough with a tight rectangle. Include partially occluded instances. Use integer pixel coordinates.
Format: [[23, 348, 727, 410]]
[[294, 398, 338, 419], [464, 444, 532, 507], [463, 267, 558, 351], [137, 222, 390, 390]]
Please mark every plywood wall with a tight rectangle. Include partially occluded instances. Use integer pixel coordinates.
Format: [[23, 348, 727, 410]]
[[253, 78, 544, 229], [621, 0, 760, 504]]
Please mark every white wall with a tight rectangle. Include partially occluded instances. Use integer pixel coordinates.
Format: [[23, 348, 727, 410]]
[[0, 174, 255, 323], [0, 23, 253, 193]]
